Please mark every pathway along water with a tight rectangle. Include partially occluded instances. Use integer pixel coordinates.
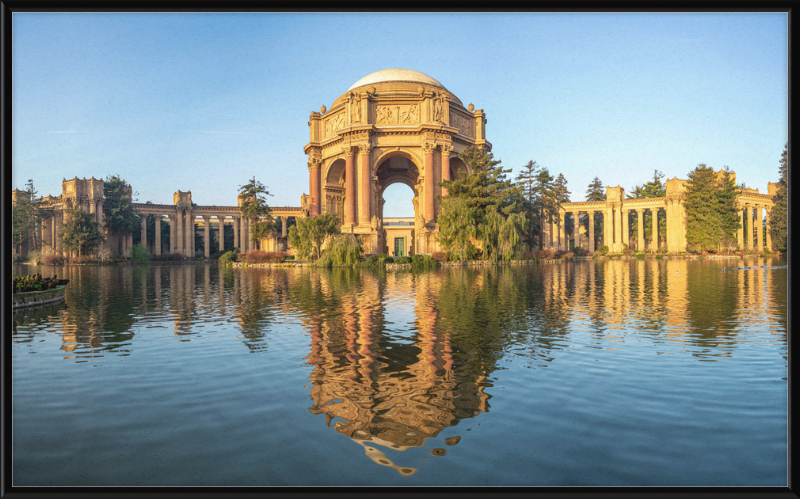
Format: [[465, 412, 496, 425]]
[[11, 257, 787, 486]]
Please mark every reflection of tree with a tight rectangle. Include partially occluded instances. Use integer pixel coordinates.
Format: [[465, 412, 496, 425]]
[[683, 261, 740, 351], [233, 268, 289, 352], [291, 268, 493, 476]]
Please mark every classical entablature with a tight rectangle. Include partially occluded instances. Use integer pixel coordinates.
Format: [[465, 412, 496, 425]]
[[303, 68, 490, 255]]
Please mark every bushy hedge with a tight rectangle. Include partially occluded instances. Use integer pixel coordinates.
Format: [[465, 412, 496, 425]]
[[244, 251, 286, 264], [536, 248, 558, 260], [394, 256, 412, 264], [131, 243, 150, 264], [356, 253, 394, 267], [596, 245, 610, 255]]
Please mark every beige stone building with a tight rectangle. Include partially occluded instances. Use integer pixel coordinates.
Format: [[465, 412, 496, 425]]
[[304, 68, 489, 256]]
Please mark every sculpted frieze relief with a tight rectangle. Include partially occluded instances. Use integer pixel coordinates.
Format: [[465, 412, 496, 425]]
[[324, 112, 347, 138], [449, 112, 473, 137], [376, 104, 419, 125]]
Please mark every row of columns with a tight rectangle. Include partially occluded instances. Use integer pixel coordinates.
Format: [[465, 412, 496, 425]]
[[739, 203, 771, 251], [545, 208, 664, 252], [139, 213, 256, 257], [545, 203, 773, 253]]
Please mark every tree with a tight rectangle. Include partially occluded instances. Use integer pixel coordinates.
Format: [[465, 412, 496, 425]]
[[436, 197, 478, 261], [584, 177, 605, 248], [288, 213, 340, 261], [514, 160, 541, 250], [12, 180, 40, 252], [771, 143, 788, 252], [684, 164, 741, 253], [438, 146, 523, 260], [554, 173, 572, 244], [533, 168, 560, 250], [60, 200, 104, 257], [104, 175, 141, 255], [238, 177, 275, 248]]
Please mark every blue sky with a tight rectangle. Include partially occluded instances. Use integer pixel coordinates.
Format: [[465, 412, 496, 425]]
[[12, 12, 788, 217]]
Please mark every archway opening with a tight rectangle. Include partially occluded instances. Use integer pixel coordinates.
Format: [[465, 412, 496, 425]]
[[382, 183, 415, 218]]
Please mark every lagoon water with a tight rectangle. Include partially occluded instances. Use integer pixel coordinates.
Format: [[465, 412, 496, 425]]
[[12, 258, 787, 486]]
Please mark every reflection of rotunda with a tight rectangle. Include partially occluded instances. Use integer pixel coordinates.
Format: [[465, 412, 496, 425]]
[[303, 69, 491, 255]]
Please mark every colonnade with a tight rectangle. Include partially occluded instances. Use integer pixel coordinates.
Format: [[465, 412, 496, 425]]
[[138, 211, 257, 257], [540, 202, 773, 253]]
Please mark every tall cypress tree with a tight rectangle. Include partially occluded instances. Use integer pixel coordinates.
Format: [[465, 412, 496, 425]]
[[715, 167, 742, 252], [104, 175, 141, 255], [684, 164, 739, 252], [771, 143, 788, 252]]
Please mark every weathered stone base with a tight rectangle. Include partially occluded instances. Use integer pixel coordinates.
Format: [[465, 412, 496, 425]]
[[12, 286, 66, 309]]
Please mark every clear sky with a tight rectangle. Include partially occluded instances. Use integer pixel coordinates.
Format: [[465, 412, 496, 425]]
[[12, 12, 788, 217]]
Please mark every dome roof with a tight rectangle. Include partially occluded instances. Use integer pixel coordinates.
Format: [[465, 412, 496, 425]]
[[347, 69, 447, 91]]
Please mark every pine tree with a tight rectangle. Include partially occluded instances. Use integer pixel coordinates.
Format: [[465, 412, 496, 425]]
[[534, 168, 559, 250], [12, 179, 40, 252], [438, 146, 524, 260], [684, 164, 739, 253], [771, 143, 788, 252], [514, 160, 541, 250]]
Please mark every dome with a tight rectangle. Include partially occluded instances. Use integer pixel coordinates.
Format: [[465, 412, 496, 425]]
[[347, 69, 447, 92]]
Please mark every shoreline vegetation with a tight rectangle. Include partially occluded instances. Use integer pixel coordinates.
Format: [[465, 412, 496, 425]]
[[15, 249, 781, 269]]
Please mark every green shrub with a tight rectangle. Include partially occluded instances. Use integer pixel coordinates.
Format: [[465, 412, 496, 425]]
[[151, 253, 183, 261], [219, 251, 237, 265], [27, 250, 43, 265], [394, 256, 412, 264], [210, 251, 225, 259], [411, 254, 440, 267], [316, 234, 363, 268], [131, 243, 150, 264], [596, 245, 609, 255], [284, 255, 295, 260], [12, 254, 26, 264]]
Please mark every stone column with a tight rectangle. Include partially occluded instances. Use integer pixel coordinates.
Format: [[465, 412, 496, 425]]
[[423, 145, 436, 223], [737, 206, 744, 249], [234, 217, 240, 252], [176, 211, 184, 256], [281, 216, 288, 237], [605, 206, 613, 250], [637, 209, 644, 251], [559, 211, 566, 251], [203, 216, 211, 257], [359, 144, 372, 225], [218, 217, 225, 253], [155, 216, 162, 255], [441, 146, 452, 198], [53, 213, 61, 254], [756, 204, 764, 251], [651, 209, 659, 250], [622, 209, 629, 250], [588, 211, 595, 253], [571, 212, 580, 250], [343, 147, 355, 225], [249, 219, 255, 251], [614, 204, 623, 252], [309, 159, 321, 217], [766, 209, 773, 251], [745, 204, 753, 250], [141, 216, 147, 251], [185, 213, 193, 257]]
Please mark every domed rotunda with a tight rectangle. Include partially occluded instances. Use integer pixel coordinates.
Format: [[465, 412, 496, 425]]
[[303, 69, 490, 255]]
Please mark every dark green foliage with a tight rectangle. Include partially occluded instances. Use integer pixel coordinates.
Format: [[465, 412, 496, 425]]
[[13, 274, 66, 294], [438, 146, 525, 261], [238, 177, 275, 243], [583, 177, 606, 248], [394, 256, 412, 264], [288, 212, 341, 261], [60, 200, 104, 257], [771, 143, 788, 252], [130, 243, 150, 263], [684, 164, 741, 252], [12, 179, 41, 252], [104, 175, 141, 255], [410, 254, 440, 267], [219, 251, 237, 265]]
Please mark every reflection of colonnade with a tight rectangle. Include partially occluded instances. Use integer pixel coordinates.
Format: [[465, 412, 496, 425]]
[[543, 177, 778, 254]]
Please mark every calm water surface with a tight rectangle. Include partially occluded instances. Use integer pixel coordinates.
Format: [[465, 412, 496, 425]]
[[12, 258, 787, 486]]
